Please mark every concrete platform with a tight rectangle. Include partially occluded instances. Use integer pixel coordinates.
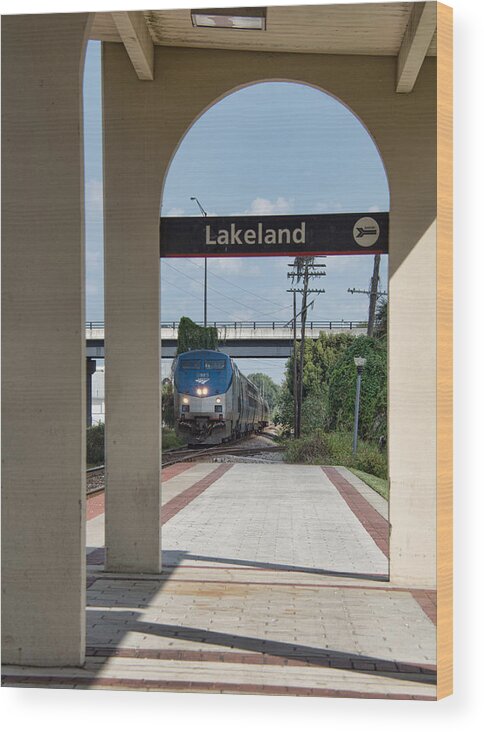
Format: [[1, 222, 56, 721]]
[[3, 463, 436, 699]]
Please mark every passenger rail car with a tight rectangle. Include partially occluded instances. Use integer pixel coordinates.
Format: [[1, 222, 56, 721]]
[[173, 350, 269, 445]]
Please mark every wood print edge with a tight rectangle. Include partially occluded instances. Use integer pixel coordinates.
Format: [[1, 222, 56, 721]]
[[436, 0, 453, 701]]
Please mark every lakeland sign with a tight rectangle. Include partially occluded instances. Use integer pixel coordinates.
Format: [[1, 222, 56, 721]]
[[159, 212, 389, 258]]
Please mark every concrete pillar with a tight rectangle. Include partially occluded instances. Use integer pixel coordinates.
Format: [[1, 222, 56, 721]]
[[103, 46, 162, 573], [1, 13, 91, 665], [388, 217, 437, 588], [86, 358, 97, 427]]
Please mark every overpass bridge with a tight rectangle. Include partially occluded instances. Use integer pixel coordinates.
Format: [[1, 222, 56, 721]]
[[86, 319, 366, 359]]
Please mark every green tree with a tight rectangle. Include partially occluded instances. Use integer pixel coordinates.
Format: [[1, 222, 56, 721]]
[[86, 422, 104, 465], [176, 316, 218, 355], [276, 332, 354, 434], [374, 299, 388, 340], [247, 372, 281, 413], [327, 336, 387, 440], [276, 331, 387, 441], [162, 379, 175, 428]]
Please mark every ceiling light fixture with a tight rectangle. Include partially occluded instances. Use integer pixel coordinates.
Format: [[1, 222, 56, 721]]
[[191, 7, 267, 31]]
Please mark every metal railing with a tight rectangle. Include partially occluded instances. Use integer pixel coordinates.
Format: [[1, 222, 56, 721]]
[[86, 319, 366, 331]]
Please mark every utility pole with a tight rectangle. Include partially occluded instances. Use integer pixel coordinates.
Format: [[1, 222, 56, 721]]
[[292, 290, 298, 438], [348, 255, 387, 337], [287, 257, 326, 438], [285, 293, 322, 437], [368, 254, 381, 338], [190, 196, 208, 327]]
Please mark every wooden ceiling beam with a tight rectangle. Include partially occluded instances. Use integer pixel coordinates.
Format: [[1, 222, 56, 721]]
[[111, 11, 154, 81], [396, 2, 436, 93]]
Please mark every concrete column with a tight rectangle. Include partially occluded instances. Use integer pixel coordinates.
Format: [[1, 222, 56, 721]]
[[86, 358, 97, 427], [103, 45, 161, 573], [388, 216, 437, 588], [1, 13, 91, 665]]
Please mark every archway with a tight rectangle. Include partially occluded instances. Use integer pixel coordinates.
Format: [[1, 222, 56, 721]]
[[102, 41, 438, 589], [158, 81, 390, 583]]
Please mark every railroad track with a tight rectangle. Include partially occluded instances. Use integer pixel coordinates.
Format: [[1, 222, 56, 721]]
[[161, 442, 283, 467], [86, 432, 282, 493]]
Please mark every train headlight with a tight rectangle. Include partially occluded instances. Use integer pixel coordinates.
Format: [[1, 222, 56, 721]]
[[182, 397, 189, 404], [202, 387, 208, 395], [216, 397, 221, 404], [196, 388, 202, 396]]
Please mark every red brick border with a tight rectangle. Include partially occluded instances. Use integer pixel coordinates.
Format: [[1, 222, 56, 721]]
[[1, 675, 435, 699], [161, 463, 233, 525], [86, 574, 434, 597], [87, 492, 105, 521], [321, 467, 389, 558], [83, 646, 436, 675], [411, 590, 437, 625], [86, 462, 194, 522], [161, 461, 195, 483], [87, 464, 232, 565]]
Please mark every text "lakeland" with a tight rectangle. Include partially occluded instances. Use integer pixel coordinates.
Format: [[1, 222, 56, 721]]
[[205, 222, 306, 247]]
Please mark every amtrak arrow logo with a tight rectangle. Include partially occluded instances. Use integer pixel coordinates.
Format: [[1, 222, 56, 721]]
[[353, 217, 380, 247], [356, 226, 378, 238], [195, 377, 209, 384]]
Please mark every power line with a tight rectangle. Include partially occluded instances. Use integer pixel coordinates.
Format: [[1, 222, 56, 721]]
[[163, 261, 292, 319], [161, 276, 244, 319], [182, 257, 292, 310]]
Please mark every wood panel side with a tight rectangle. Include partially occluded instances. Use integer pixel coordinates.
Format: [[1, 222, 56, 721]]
[[436, 0, 453, 701]]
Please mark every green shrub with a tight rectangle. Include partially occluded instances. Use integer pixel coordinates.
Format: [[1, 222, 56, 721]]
[[162, 428, 185, 451], [284, 429, 387, 479], [353, 440, 388, 479], [284, 429, 332, 464], [86, 422, 104, 466]]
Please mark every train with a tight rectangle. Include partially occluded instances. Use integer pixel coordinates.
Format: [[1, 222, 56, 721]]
[[173, 349, 269, 445]]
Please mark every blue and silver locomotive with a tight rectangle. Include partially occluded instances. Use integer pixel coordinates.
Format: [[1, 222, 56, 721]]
[[173, 349, 269, 445]]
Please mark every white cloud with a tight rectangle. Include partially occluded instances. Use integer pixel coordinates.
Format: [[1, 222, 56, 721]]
[[209, 257, 261, 277], [315, 201, 344, 213], [243, 197, 294, 216], [166, 207, 185, 216], [368, 204, 381, 212]]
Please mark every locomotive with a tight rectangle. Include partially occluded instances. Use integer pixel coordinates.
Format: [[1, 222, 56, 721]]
[[173, 349, 269, 445]]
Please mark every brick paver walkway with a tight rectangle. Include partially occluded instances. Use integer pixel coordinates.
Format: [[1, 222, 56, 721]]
[[3, 463, 436, 699]]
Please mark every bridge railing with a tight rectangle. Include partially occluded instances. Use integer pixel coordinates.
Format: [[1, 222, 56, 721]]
[[86, 320, 367, 331]]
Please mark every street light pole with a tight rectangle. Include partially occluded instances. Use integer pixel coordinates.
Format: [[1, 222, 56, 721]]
[[190, 196, 208, 327], [352, 357, 367, 454]]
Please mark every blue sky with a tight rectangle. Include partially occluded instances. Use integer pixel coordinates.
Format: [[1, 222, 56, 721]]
[[83, 40, 389, 383]]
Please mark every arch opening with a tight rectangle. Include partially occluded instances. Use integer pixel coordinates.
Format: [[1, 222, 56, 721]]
[[160, 80, 390, 583]]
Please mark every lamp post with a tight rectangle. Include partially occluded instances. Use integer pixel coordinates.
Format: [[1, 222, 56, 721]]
[[352, 356, 367, 455], [190, 196, 208, 327]]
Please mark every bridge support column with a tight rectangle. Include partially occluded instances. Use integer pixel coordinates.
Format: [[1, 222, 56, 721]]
[[1, 13, 91, 665], [86, 358, 97, 427], [103, 44, 161, 574]]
